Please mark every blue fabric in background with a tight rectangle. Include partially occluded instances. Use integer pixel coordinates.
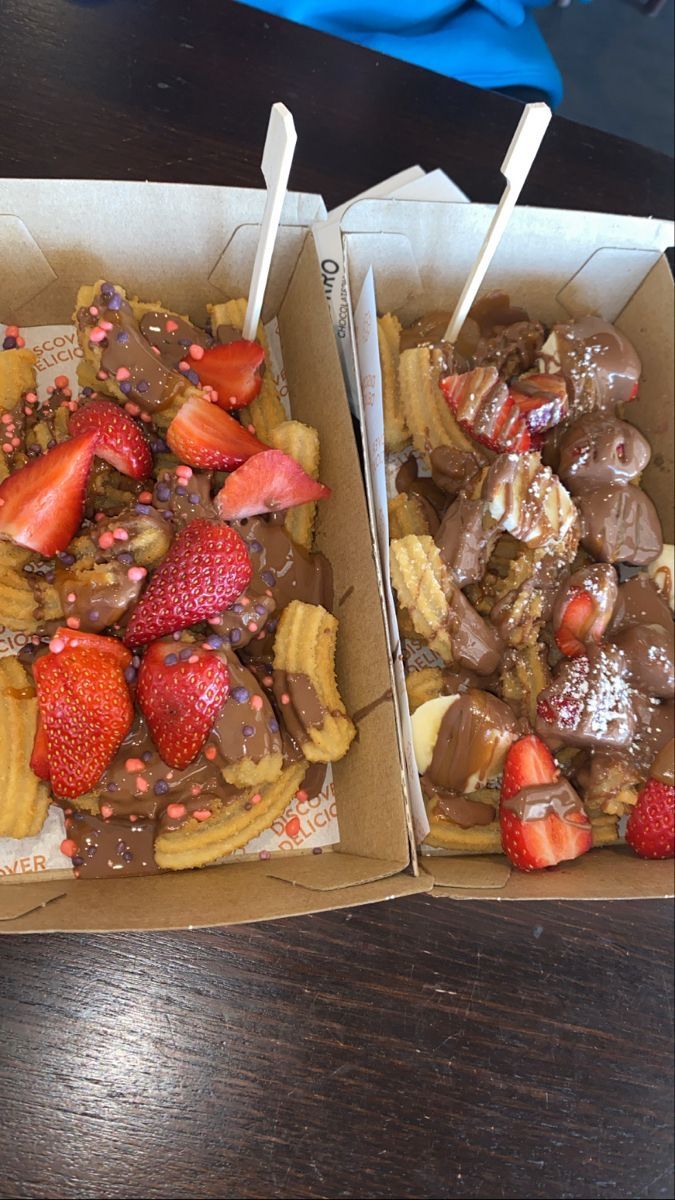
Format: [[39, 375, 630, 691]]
[[236, 1, 591, 106]]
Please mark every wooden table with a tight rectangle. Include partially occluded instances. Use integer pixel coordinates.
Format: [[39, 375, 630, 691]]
[[0, 3, 673, 1197]]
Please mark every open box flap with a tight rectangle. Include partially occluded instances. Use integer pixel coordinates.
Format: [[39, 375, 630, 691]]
[[425, 850, 675, 901], [341, 198, 674, 326], [269, 852, 408, 891], [0, 861, 430, 933], [0, 179, 325, 324]]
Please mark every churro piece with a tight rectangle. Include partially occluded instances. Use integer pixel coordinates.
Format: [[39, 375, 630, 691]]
[[273, 601, 355, 763], [390, 535, 501, 675], [578, 753, 642, 818], [590, 813, 621, 847], [390, 535, 455, 662], [154, 760, 306, 870], [405, 666, 483, 713], [399, 345, 474, 464], [406, 667, 446, 712], [499, 643, 551, 726], [208, 299, 286, 443], [0, 656, 50, 838], [222, 751, 283, 791], [0, 348, 36, 410], [74, 282, 201, 429], [378, 314, 409, 452], [0, 542, 63, 632], [268, 420, 320, 550], [388, 492, 430, 540], [424, 788, 501, 854]]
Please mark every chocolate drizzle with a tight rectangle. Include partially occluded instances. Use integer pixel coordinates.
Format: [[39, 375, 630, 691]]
[[76, 284, 189, 413]]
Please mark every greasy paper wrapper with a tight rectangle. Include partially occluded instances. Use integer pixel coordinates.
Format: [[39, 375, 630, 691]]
[[345, 193, 675, 899], [0, 319, 338, 878]]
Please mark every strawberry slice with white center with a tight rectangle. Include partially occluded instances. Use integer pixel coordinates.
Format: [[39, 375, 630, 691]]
[[0, 431, 99, 555], [137, 639, 230, 768], [215, 448, 331, 520], [69, 397, 153, 480], [499, 734, 592, 871], [166, 395, 266, 470], [441, 368, 531, 454], [626, 778, 674, 860], [124, 518, 252, 648], [33, 642, 133, 798], [192, 339, 265, 409]]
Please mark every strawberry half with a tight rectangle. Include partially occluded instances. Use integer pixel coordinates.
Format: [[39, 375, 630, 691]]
[[69, 397, 153, 480], [441, 368, 531, 454], [166, 395, 266, 470], [500, 735, 592, 871], [137, 639, 230, 768], [124, 518, 252, 648], [33, 645, 133, 798], [215, 449, 331, 521], [501, 733, 559, 801], [509, 374, 569, 438], [193, 339, 265, 409], [626, 778, 674, 859], [49, 627, 132, 668], [0, 432, 98, 556]]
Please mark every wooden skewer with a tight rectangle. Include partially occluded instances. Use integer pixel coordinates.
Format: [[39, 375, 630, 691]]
[[444, 102, 552, 345], [243, 102, 298, 342]]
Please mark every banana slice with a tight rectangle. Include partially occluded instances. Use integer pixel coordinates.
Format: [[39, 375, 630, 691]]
[[411, 695, 460, 774]]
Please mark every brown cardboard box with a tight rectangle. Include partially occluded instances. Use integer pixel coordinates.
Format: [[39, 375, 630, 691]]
[[0, 179, 428, 932], [343, 196, 675, 901]]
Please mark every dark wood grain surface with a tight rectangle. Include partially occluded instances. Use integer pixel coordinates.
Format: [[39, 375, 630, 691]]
[[0, 3, 673, 1198]]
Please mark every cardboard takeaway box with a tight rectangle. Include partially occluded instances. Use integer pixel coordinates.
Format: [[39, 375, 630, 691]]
[[0, 178, 428, 934], [342, 195, 675, 902]]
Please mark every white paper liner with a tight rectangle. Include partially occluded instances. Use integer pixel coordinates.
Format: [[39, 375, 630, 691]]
[[0, 316, 339, 874]]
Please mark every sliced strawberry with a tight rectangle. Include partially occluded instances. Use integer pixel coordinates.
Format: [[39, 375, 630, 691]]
[[501, 734, 558, 801], [33, 646, 133, 798], [552, 564, 618, 658], [0, 432, 98, 556], [137, 639, 230, 768], [166, 395, 266, 470], [509, 374, 569, 437], [500, 803, 593, 872], [124, 518, 252, 648], [215, 449, 331, 521], [441, 368, 531, 454], [500, 735, 592, 871], [49, 627, 132, 668], [555, 590, 597, 657], [69, 397, 152, 480], [193, 339, 265, 409], [626, 778, 674, 859], [30, 713, 51, 781]]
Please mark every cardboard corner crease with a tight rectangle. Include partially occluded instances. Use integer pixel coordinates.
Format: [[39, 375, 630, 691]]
[[0, 178, 429, 934], [342, 194, 675, 903]]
